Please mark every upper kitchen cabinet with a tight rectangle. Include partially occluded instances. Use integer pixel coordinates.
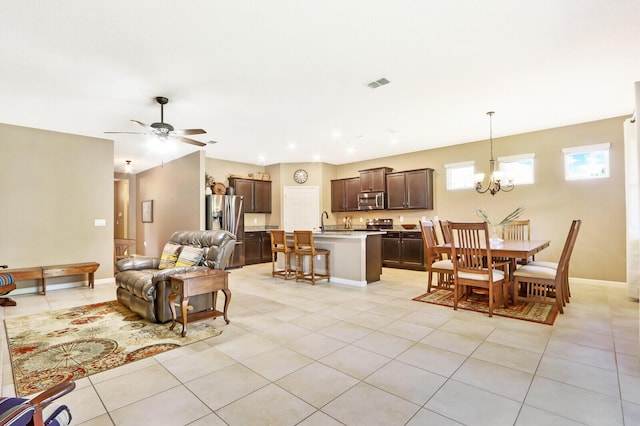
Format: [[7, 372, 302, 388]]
[[228, 177, 272, 213], [331, 177, 360, 212], [359, 167, 393, 192], [386, 168, 434, 210]]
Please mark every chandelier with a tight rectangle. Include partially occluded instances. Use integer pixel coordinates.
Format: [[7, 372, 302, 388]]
[[474, 111, 514, 196]]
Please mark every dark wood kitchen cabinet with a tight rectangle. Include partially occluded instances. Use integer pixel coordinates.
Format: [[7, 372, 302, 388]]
[[228, 178, 272, 213], [359, 167, 393, 192], [382, 231, 425, 271], [386, 168, 434, 210], [245, 231, 272, 265], [331, 177, 360, 212]]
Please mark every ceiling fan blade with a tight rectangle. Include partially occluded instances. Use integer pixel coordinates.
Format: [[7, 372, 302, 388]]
[[104, 131, 149, 134], [130, 120, 151, 128], [173, 128, 206, 136], [176, 136, 207, 147]]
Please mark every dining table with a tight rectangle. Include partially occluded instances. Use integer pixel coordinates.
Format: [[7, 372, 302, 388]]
[[435, 239, 551, 281]]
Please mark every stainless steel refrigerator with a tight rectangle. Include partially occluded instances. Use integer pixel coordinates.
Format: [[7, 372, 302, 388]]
[[206, 194, 245, 268]]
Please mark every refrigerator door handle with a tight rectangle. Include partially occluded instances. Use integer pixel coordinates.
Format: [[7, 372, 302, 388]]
[[235, 198, 244, 236]]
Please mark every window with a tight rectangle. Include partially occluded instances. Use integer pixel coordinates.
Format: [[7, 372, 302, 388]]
[[498, 153, 535, 185], [563, 143, 610, 180], [445, 161, 475, 190]]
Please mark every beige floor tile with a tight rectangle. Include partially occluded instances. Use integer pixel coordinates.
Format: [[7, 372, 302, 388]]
[[536, 354, 620, 397], [276, 362, 359, 408], [619, 373, 640, 404], [216, 383, 315, 425], [296, 411, 344, 426], [89, 357, 158, 385], [485, 327, 549, 353], [285, 332, 347, 359], [186, 363, 269, 411], [614, 335, 639, 356], [525, 376, 624, 425], [322, 382, 420, 426], [352, 330, 414, 358], [515, 405, 584, 425], [617, 352, 640, 377], [401, 310, 453, 329], [346, 310, 396, 330], [319, 321, 373, 343], [405, 408, 463, 425], [292, 312, 340, 331], [373, 303, 414, 320], [471, 341, 542, 374], [60, 384, 108, 425], [93, 364, 181, 411], [425, 380, 521, 426], [160, 346, 236, 382], [438, 317, 495, 339], [242, 346, 313, 381], [396, 342, 467, 377], [109, 385, 210, 426], [452, 357, 533, 402], [320, 345, 391, 380], [379, 319, 434, 341], [76, 414, 115, 426], [550, 328, 614, 351], [544, 339, 617, 371], [254, 321, 311, 344], [364, 359, 447, 405], [187, 413, 228, 426], [420, 329, 483, 356], [623, 401, 640, 426], [214, 332, 279, 361]]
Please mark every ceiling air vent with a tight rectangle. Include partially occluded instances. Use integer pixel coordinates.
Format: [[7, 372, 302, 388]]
[[367, 77, 390, 89]]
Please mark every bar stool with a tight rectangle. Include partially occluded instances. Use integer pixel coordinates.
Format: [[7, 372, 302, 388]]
[[293, 231, 330, 284], [270, 230, 294, 279]]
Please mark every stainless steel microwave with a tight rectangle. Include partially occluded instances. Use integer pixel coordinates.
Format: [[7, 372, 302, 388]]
[[357, 192, 385, 210]]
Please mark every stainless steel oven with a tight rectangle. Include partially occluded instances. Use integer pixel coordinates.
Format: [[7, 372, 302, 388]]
[[357, 192, 385, 210]]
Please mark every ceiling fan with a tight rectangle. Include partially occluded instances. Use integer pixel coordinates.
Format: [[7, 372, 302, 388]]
[[105, 97, 210, 147]]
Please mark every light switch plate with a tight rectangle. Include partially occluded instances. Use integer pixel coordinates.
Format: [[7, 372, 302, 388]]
[[94, 219, 106, 227]]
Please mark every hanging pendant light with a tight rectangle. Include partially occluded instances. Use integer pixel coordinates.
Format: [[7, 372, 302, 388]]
[[124, 160, 133, 174], [474, 111, 514, 195]]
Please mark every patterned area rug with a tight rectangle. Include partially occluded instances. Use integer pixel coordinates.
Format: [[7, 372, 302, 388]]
[[413, 289, 558, 325], [5, 300, 222, 397]]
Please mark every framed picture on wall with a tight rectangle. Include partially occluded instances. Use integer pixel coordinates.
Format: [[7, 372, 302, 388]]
[[141, 200, 153, 223]]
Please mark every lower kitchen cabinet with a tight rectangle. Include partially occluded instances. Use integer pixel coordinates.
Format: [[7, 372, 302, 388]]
[[245, 231, 273, 265], [382, 231, 425, 271]]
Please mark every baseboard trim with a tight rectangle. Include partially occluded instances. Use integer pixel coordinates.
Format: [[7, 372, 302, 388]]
[[12, 277, 115, 295]]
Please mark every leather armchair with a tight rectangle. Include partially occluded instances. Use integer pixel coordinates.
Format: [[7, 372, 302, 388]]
[[115, 230, 236, 323]]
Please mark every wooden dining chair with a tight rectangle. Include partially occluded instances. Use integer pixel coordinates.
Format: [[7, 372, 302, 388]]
[[293, 231, 330, 284], [499, 219, 533, 263], [270, 230, 294, 279], [449, 221, 509, 317], [438, 220, 452, 259], [512, 219, 581, 313], [419, 220, 453, 292]]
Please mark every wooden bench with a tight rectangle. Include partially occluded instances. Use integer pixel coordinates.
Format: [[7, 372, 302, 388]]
[[1, 262, 99, 295]]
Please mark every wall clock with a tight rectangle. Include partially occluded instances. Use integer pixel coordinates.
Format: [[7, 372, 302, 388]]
[[293, 169, 308, 184]]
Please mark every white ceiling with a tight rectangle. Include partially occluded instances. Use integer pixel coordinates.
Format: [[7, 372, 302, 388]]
[[2, 1, 639, 173]]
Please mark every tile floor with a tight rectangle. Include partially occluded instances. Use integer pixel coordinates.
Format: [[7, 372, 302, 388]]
[[1, 264, 639, 425]]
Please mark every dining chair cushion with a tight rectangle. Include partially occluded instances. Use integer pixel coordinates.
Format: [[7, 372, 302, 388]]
[[432, 260, 454, 270], [513, 265, 556, 279], [526, 260, 558, 269], [457, 269, 505, 282]]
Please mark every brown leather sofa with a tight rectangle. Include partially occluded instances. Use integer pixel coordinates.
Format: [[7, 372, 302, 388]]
[[115, 230, 236, 323]]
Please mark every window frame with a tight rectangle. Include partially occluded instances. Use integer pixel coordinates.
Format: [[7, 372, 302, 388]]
[[562, 143, 610, 181], [444, 161, 475, 190]]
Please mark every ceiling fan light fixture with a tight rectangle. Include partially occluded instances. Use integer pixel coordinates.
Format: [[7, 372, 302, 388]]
[[124, 160, 133, 173]]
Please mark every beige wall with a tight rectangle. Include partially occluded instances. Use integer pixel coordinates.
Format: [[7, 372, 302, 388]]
[[0, 123, 114, 285], [136, 151, 203, 257]]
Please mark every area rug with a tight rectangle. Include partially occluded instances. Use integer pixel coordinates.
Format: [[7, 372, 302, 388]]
[[413, 289, 558, 325], [5, 300, 222, 397]]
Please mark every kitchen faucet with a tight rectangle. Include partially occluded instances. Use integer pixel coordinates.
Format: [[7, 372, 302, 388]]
[[320, 211, 329, 232]]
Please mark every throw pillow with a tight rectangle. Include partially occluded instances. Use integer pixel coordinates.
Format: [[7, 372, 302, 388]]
[[158, 243, 182, 270], [175, 246, 205, 267]]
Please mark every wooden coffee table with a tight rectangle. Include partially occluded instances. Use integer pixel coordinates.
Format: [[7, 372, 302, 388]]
[[168, 269, 231, 337]]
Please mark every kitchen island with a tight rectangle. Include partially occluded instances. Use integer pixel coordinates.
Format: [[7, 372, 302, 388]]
[[282, 231, 385, 287]]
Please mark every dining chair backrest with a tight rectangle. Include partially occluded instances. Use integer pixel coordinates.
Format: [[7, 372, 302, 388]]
[[270, 230, 288, 251], [501, 219, 530, 240], [293, 230, 316, 253], [419, 220, 440, 264], [439, 220, 452, 244], [557, 219, 581, 276], [449, 221, 495, 274]]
